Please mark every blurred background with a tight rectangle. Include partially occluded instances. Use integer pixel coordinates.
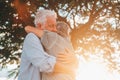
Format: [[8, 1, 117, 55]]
[[0, 0, 120, 80]]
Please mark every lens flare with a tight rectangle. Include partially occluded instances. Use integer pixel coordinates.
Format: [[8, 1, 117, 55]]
[[76, 57, 120, 80]]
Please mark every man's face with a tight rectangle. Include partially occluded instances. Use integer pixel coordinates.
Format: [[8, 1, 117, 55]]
[[44, 16, 57, 32]]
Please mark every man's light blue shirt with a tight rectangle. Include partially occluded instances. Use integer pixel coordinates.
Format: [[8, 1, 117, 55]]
[[18, 33, 56, 80]]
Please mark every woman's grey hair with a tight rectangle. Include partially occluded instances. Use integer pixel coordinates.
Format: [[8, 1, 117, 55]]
[[34, 9, 57, 27], [56, 21, 70, 37]]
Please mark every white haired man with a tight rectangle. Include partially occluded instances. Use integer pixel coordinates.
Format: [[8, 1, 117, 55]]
[[18, 9, 78, 80]]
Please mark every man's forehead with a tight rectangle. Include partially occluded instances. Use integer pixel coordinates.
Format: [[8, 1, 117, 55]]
[[47, 17, 56, 24]]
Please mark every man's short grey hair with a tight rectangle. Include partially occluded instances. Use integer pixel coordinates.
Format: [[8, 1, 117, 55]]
[[34, 9, 57, 27]]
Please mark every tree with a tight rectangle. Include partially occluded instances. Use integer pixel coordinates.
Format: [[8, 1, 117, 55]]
[[0, 0, 120, 77]]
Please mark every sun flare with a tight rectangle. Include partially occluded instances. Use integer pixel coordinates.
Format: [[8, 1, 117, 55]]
[[76, 57, 120, 80]]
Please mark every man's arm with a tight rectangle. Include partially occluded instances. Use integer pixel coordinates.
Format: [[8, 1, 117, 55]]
[[23, 33, 56, 72]]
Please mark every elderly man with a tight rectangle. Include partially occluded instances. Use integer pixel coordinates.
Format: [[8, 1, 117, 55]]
[[18, 9, 78, 80]]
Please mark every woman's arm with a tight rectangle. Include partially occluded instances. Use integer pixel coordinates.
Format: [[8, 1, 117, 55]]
[[25, 26, 43, 38]]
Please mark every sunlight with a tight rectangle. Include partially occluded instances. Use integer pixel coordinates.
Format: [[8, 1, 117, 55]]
[[77, 61, 107, 80], [76, 58, 120, 80]]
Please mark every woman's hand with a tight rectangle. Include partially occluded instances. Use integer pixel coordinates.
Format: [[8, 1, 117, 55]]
[[56, 48, 79, 68], [54, 61, 75, 78]]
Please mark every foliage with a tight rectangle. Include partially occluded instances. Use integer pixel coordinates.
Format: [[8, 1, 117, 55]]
[[0, 0, 120, 76]]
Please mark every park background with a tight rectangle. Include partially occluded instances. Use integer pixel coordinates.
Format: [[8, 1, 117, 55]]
[[0, 0, 120, 80]]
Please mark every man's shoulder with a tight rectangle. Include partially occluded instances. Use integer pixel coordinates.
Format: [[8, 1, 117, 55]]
[[27, 33, 36, 36], [26, 33, 38, 38], [25, 33, 39, 41]]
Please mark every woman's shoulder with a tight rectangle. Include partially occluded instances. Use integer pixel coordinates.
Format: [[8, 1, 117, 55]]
[[43, 30, 59, 38], [44, 30, 57, 35]]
